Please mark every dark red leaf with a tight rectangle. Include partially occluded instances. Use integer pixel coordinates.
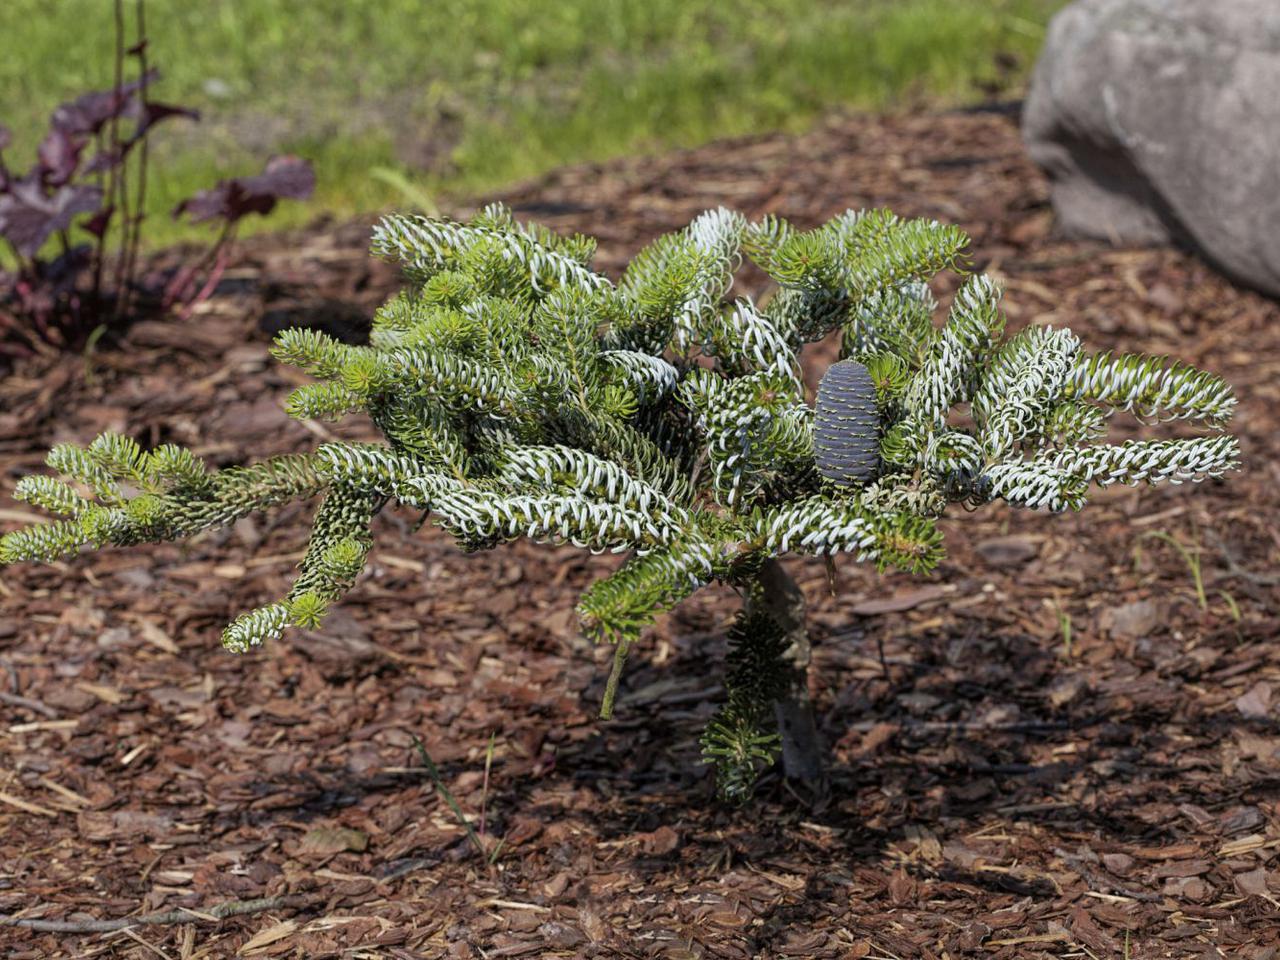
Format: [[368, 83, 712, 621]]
[[50, 69, 159, 137], [81, 205, 116, 239], [84, 146, 125, 176], [37, 128, 86, 186], [241, 155, 316, 202], [126, 39, 149, 57], [0, 179, 103, 256], [77, 103, 199, 173], [172, 185, 239, 224], [174, 155, 315, 225], [129, 100, 200, 140]]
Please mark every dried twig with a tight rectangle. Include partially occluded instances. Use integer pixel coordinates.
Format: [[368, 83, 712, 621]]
[[0, 895, 302, 934], [1206, 528, 1280, 586], [0, 690, 59, 718]]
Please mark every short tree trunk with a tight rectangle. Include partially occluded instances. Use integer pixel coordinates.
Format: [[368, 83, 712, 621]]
[[748, 558, 824, 786]]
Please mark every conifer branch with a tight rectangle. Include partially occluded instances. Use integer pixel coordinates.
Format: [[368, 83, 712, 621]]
[[1069, 350, 1236, 424]]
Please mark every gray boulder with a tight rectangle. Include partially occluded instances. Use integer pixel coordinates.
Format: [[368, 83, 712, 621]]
[[1023, 0, 1280, 297]]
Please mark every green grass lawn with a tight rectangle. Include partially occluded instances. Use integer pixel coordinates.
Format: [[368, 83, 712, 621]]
[[0, 0, 1063, 246]]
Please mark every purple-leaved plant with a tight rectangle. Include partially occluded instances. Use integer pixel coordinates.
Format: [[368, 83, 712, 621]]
[[0, 0, 314, 362]]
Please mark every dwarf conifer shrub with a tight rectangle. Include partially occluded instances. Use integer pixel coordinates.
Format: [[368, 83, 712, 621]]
[[2, 205, 1238, 799]]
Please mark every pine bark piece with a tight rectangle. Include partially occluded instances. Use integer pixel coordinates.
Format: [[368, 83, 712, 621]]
[[814, 359, 880, 486]]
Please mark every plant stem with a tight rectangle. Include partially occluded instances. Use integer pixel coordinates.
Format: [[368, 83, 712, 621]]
[[410, 735, 487, 860], [106, 0, 127, 320], [89, 132, 107, 306], [479, 730, 495, 837], [747, 557, 824, 786], [119, 0, 149, 320]]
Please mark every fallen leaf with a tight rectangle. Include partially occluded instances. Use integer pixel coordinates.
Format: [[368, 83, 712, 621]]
[[636, 825, 679, 855], [137, 619, 180, 654], [578, 905, 608, 943], [1235, 866, 1271, 899], [1236, 682, 1272, 719], [1100, 600, 1162, 639], [298, 827, 368, 856], [942, 841, 982, 869], [857, 722, 896, 756], [975, 534, 1040, 567], [1219, 806, 1264, 835], [888, 868, 916, 904], [1235, 732, 1280, 764], [850, 585, 950, 615], [238, 919, 297, 955], [1218, 834, 1268, 858], [74, 682, 126, 705], [77, 809, 174, 841], [1163, 876, 1211, 901], [1102, 853, 1134, 875], [504, 815, 543, 847], [1153, 859, 1210, 878]]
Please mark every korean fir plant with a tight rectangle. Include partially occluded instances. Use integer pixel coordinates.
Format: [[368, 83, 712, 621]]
[[1, 204, 1238, 800]]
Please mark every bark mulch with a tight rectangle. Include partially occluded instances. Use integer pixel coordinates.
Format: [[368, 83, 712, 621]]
[[2, 107, 1279, 959]]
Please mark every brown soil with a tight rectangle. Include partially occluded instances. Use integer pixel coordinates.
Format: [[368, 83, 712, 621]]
[[2, 107, 1279, 959]]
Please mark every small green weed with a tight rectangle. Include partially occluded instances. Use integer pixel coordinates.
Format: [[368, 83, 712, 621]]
[[411, 734, 504, 865], [1136, 530, 1207, 611], [1056, 603, 1073, 659]]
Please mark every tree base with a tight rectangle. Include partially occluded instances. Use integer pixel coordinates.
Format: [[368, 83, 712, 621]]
[[749, 558, 825, 787]]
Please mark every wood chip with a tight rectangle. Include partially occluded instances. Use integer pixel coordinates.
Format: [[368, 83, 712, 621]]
[[987, 931, 1071, 947], [379, 554, 427, 573], [238, 919, 298, 954], [1218, 834, 1272, 858], [38, 777, 91, 807], [473, 899, 550, 913], [0, 790, 59, 818], [137, 619, 180, 654], [8, 719, 80, 733], [76, 681, 126, 704], [850, 584, 952, 615]]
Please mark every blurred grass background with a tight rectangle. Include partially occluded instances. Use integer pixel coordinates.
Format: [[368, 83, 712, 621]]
[[0, 0, 1063, 245]]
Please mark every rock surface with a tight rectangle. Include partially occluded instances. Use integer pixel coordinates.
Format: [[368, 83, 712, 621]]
[[1023, 0, 1280, 297]]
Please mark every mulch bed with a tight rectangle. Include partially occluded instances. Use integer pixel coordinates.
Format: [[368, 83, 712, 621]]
[[2, 107, 1279, 959]]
